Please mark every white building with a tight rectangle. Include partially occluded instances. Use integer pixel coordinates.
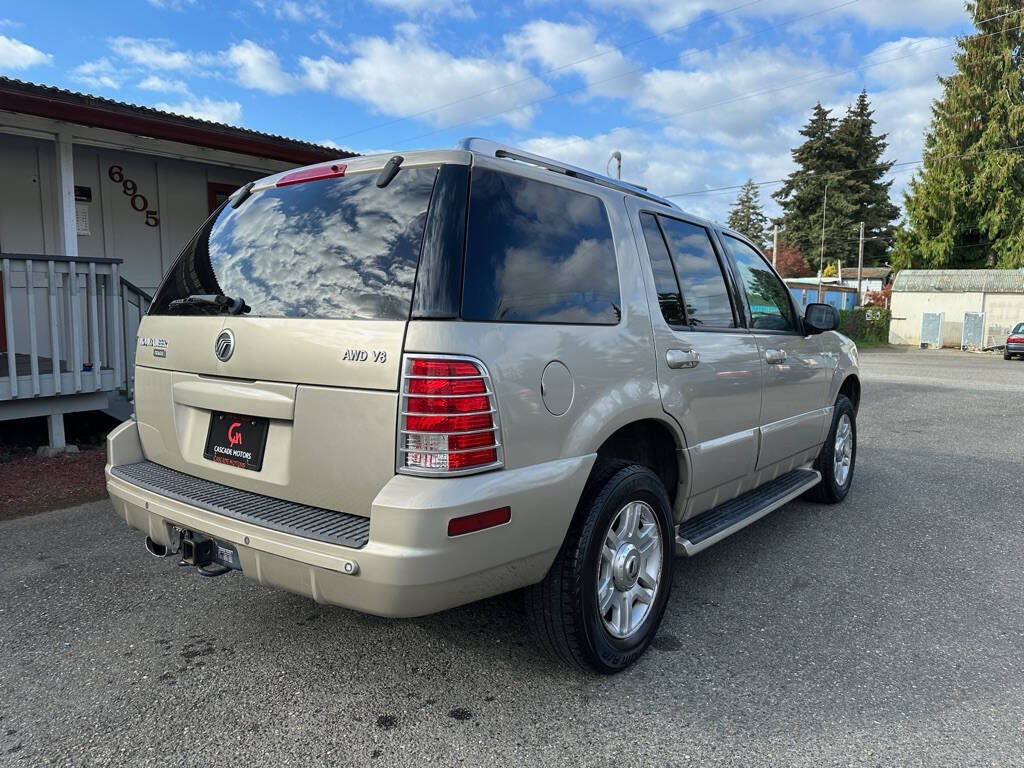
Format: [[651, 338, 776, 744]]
[[0, 78, 351, 449], [837, 266, 892, 302], [889, 269, 1024, 348]]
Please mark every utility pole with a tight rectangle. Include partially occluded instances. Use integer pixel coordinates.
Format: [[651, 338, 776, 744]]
[[818, 178, 830, 303], [856, 221, 865, 306], [772, 224, 778, 268]]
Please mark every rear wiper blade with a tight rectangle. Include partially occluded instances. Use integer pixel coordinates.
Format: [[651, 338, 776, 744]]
[[167, 294, 251, 315]]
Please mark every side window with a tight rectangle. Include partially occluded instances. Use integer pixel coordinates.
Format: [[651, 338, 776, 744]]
[[658, 217, 735, 328], [639, 213, 685, 326], [723, 234, 797, 332], [461, 168, 621, 324]]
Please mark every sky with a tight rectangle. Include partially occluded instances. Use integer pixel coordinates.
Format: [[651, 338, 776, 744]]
[[0, 0, 973, 224]]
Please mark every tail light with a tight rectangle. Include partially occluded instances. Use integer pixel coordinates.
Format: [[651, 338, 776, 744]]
[[398, 355, 503, 475], [1009, 336, 1024, 343]]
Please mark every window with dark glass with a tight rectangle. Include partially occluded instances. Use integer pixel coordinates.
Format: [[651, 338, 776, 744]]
[[658, 217, 735, 328], [639, 213, 685, 326], [461, 168, 620, 324], [151, 166, 438, 320], [723, 234, 797, 332]]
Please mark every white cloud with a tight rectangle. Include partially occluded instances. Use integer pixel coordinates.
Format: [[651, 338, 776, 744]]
[[586, 0, 967, 33], [137, 74, 190, 94], [273, 1, 330, 22], [833, 0, 967, 31], [368, 0, 475, 19], [300, 27, 550, 128], [863, 36, 953, 87], [311, 29, 347, 53], [635, 46, 846, 144], [226, 40, 298, 94], [155, 97, 243, 124], [70, 57, 123, 90], [584, 0, 708, 33], [520, 127, 715, 212], [505, 20, 641, 100], [520, 127, 791, 224], [145, 0, 196, 8], [0, 34, 52, 69], [108, 36, 198, 71]]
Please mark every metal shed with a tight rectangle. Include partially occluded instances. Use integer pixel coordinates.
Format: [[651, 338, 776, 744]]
[[889, 269, 1024, 348]]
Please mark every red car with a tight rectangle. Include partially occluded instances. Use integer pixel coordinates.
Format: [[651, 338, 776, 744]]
[[1005, 322, 1024, 360]]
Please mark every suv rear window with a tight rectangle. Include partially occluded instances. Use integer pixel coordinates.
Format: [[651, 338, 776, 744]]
[[150, 167, 438, 320], [461, 168, 620, 325]]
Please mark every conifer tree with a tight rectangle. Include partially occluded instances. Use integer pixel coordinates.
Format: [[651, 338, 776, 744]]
[[834, 90, 900, 266], [895, 0, 1024, 269], [726, 179, 771, 247], [773, 103, 858, 272]]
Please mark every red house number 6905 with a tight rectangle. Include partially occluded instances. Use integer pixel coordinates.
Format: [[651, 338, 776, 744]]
[[108, 165, 160, 227]]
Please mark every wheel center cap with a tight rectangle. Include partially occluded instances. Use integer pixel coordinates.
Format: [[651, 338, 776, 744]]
[[612, 543, 641, 590]]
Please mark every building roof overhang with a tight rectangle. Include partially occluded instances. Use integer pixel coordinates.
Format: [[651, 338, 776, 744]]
[[0, 77, 349, 166]]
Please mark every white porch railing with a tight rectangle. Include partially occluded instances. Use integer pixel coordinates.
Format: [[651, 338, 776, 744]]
[[0, 253, 145, 402]]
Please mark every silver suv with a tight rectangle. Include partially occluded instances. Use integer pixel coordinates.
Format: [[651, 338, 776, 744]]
[[106, 138, 859, 672]]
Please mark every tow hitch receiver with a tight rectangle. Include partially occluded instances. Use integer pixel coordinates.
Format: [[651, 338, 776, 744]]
[[177, 530, 241, 575], [180, 536, 214, 567]]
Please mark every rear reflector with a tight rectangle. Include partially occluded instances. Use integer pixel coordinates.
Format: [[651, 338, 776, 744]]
[[399, 355, 503, 475], [276, 163, 347, 187], [447, 506, 511, 537]]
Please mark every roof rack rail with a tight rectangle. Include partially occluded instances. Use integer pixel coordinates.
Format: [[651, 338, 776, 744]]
[[456, 137, 679, 209]]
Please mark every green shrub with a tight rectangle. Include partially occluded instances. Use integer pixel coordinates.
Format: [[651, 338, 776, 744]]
[[838, 307, 890, 344]]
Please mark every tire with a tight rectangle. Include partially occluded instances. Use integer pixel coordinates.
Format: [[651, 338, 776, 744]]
[[525, 463, 675, 674], [1005, 351, 1011, 360], [806, 394, 856, 504]]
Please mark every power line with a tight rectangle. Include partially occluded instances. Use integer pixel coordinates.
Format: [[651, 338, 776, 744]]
[[668, 159, 924, 198], [332, 0, 768, 142], [385, 0, 862, 148], [338, 1, 1016, 145], [666, 142, 1024, 200], [387, 8, 1022, 151], [973, 7, 1024, 26]]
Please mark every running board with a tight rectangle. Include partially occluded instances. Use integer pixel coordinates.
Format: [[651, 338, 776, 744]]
[[676, 468, 821, 556]]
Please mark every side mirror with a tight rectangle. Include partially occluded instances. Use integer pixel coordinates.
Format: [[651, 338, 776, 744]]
[[804, 303, 839, 335]]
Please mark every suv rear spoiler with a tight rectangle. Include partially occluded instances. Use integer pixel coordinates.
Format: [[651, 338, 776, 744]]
[[457, 137, 680, 210]]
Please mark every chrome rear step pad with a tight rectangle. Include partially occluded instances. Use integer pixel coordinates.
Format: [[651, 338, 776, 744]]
[[676, 468, 821, 556]]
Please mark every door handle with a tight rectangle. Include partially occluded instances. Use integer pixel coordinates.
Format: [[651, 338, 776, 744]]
[[765, 348, 787, 365], [666, 348, 700, 369]]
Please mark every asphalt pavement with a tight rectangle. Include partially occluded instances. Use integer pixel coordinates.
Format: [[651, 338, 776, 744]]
[[1, 348, 1022, 767]]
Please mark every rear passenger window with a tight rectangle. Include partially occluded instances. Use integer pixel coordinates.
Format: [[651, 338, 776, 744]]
[[461, 168, 621, 324], [639, 213, 685, 326], [658, 218, 735, 328]]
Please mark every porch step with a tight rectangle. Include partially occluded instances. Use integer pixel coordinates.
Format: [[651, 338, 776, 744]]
[[676, 468, 821, 556]]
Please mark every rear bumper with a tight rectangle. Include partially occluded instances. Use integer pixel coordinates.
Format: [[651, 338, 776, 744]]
[[1006, 343, 1024, 354], [106, 420, 594, 617]]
